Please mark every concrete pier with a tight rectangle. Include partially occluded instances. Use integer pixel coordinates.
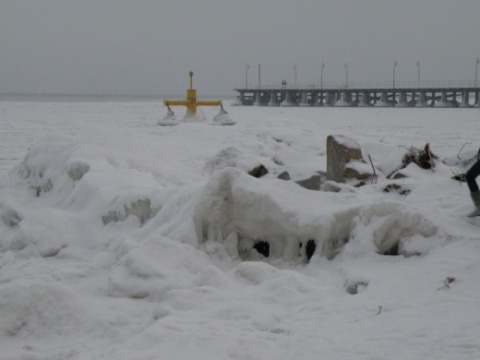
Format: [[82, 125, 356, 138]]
[[234, 81, 480, 108]]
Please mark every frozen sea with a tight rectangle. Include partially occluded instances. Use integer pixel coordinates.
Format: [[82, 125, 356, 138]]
[[1, 97, 480, 359]]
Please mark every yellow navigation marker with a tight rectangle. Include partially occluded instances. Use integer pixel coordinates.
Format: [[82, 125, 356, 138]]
[[164, 72, 222, 118]]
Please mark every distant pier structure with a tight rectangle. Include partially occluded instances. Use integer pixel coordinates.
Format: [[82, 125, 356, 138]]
[[233, 81, 480, 108]]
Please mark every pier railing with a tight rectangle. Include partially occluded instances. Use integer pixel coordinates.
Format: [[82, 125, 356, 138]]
[[238, 80, 480, 91]]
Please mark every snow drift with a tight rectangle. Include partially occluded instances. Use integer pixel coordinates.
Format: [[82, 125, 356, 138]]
[[2, 136, 442, 265]]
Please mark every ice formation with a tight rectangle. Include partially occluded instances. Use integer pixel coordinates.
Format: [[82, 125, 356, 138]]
[[193, 168, 439, 261]]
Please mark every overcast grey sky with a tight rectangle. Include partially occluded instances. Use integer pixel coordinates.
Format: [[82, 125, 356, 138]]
[[1, 0, 479, 96]]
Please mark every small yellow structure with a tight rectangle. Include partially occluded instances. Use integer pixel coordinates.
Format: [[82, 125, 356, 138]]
[[164, 72, 222, 118]]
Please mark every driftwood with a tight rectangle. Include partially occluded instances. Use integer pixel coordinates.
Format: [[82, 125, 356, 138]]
[[368, 155, 377, 184], [387, 143, 438, 179], [451, 170, 466, 183]]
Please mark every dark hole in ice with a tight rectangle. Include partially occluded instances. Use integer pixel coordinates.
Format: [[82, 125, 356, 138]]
[[253, 241, 270, 257], [383, 243, 399, 256], [306, 239, 316, 260]]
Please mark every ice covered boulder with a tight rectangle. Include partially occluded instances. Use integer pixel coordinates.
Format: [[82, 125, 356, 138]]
[[295, 172, 325, 190], [194, 167, 329, 261], [14, 138, 88, 198], [326, 134, 372, 183], [193, 168, 440, 261]]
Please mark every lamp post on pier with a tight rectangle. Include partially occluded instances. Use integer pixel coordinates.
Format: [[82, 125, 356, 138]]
[[393, 60, 397, 89], [475, 57, 479, 87], [258, 64, 261, 88], [245, 64, 249, 89], [320, 63, 325, 90], [416, 61, 420, 83], [344, 63, 348, 88], [293, 65, 297, 87]]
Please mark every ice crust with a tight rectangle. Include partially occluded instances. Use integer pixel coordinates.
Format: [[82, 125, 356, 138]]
[[1, 102, 480, 359]]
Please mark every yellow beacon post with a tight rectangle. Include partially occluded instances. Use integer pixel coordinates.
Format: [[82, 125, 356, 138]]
[[164, 72, 222, 118]]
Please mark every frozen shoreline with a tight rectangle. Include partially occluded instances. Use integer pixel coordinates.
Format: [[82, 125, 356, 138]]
[[1, 101, 480, 359]]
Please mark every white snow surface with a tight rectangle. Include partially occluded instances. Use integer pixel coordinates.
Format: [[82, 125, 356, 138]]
[[1, 100, 480, 359]]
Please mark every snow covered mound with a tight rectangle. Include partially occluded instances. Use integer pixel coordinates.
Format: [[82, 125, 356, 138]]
[[0, 133, 445, 265], [194, 168, 440, 261], [0, 122, 460, 266], [211, 109, 236, 126], [108, 236, 214, 299], [203, 147, 267, 176], [0, 280, 96, 338], [0, 137, 166, 257], [157, 117, 178, 126]]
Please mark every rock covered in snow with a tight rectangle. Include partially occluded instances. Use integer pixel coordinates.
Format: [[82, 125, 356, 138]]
[[326, 134, 372, 183], [193, 168, 439, 261], [295, 172, 325, 190], [277, 171, 291, 180]]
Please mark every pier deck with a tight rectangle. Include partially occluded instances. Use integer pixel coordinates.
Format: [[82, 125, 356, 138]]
[[234, 81, 480, 107]]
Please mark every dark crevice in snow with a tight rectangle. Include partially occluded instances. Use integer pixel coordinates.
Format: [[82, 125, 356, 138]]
[[305, 239, 316, 260], [253, 241, 270, 257]]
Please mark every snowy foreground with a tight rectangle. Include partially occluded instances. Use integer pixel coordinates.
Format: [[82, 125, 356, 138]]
[[1, 100, 480, 359]]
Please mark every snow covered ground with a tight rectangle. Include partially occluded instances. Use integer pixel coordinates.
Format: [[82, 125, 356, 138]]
[[1, 99, 480, 359]]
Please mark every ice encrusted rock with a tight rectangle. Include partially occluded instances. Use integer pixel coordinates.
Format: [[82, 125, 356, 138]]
[[193, 168, 439, 261], [326, 134, 372, 183], [66, 162, 90, 182], [295, 172, 324, 190]]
